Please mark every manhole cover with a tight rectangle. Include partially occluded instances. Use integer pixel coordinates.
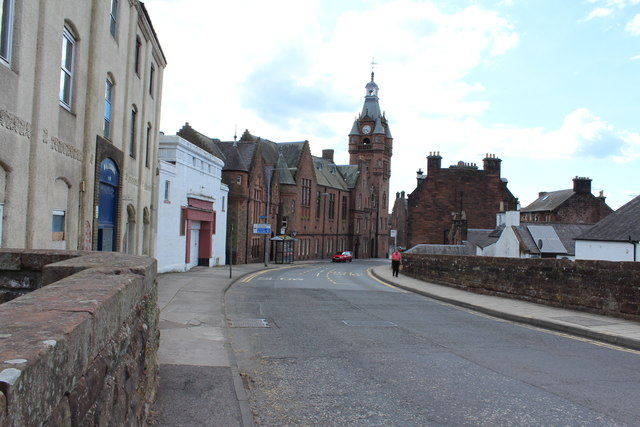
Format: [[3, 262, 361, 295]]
[[551, 316, 616, 327], [342, 320, 397, 327], [229, 318, 270, 328]]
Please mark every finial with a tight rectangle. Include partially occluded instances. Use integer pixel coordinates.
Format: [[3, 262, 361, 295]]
[[370, 57, 377, 81]]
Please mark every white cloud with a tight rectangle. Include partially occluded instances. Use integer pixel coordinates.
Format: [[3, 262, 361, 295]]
[[626, 13, 640, 35], [584, 7, 613, 20]]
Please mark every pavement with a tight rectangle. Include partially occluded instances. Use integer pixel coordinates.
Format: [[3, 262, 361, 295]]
[[152, 260, 640, 426]]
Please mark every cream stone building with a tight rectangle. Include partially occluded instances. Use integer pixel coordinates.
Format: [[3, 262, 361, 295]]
[[0, 0, 165, 253]]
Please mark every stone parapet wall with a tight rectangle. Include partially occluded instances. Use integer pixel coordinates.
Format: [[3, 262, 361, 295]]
[[0, 250, 159, 426], [402, 253, 640, 320]]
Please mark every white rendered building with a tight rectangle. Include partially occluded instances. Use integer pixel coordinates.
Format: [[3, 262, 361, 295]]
[[156, 134, 228, 273], [0, 0, 165, 254], [575, 196, 640, 262]]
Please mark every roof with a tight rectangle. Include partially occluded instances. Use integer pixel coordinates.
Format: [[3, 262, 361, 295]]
[[313, 156, 349, 191], [466, 229, 498, 249], [528, 225, 567, 254], [176, 123, 225, 160], [405, 244, 473, 256], [337, 165, 359, 188], [576, 195, 640, 242], [521, 189, 574, 212]]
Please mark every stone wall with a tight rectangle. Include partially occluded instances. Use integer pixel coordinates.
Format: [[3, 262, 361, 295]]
[[402, 253, 640, 320], [0, 249, 159, 426]]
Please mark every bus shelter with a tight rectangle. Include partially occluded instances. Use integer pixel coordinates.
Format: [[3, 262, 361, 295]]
[[271, 235, 297, 264]]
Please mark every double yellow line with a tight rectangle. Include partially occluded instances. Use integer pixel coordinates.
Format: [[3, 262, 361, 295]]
[[240, 265, 301, 283]]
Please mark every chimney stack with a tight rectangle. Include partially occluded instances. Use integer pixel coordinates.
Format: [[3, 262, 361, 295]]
[[322, 149, 334, 163], [573, 176, 592, 194]]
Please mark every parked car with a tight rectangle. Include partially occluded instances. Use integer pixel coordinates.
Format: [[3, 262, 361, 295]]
[[332, 251, 353, 262]]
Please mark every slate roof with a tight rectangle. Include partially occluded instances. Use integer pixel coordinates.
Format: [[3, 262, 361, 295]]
[[337, 165, 359, 189], [521, 189, 574, 212], [176, 123, 225, 160], [313, 156, 349, 190], [467, 229, 498, 249], [405, 244, 473, 255], [576, 195, 640, 242]]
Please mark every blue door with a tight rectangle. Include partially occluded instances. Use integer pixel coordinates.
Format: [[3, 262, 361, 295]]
[[98, 158, 118, 251]]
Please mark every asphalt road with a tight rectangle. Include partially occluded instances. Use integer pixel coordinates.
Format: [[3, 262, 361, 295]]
[[226, 259, 640, 426]]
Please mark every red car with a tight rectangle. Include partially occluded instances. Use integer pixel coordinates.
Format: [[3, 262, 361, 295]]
[[332, 251, 353, 262]]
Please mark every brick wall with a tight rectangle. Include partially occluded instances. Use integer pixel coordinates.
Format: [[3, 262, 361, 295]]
[[0, 250, 159, 426], [402, 253, 640, 320]]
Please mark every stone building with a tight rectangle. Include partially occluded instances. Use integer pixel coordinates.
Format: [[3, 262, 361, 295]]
[[404, 152, 518, 246], [156, 134, 228, 272], [520, 177, 612, 224], [176, 72, 393, 263], [389, 191, 408, 250], [0, 0, 165, 253]]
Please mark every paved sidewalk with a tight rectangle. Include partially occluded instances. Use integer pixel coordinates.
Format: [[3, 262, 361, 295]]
[[372, 265, 640, 352], [153, 263, 273, 427]]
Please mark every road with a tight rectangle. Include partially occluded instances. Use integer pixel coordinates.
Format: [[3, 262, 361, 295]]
[[225, 260, 640, 426]]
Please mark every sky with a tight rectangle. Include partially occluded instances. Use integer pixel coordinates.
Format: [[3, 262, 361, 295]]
[[145, 0, 640, 211]]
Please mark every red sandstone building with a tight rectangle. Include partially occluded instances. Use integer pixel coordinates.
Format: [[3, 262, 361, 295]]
[[403, 152, 518, 247], [177, 73, 392, 263], [520, 177, 612, 224]]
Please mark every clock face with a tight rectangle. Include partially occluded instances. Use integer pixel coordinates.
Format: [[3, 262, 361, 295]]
[[362, 125, 371, 134]]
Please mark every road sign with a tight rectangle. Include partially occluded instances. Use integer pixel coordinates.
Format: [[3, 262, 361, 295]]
[[259, 215, 267, 219], [253, 223, 271, 234], [390, 229, 397, 238]]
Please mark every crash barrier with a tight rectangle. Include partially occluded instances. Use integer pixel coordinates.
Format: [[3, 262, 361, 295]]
[[0, 249, 158, 426], [402, 253, 640, 320]]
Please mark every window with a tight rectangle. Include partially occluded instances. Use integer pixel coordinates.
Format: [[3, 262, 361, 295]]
[[316, 191, 321, 218], [145, 123, 151, 167], [0, 0, 14, 65], [301, 178, 311, 206], [134, 36, 141, 75], [328, 193, 335, 219], [149, 64, 155, 96], [109, 0, 118, 38], [52, 210, 66, 241], [60, 28, 76, 108], [129, 106, 137, 157], [103, 77, 113, 139], [341, 195, 347, 220], [164, 180, 170, 201], [236, 175, 242, 185]]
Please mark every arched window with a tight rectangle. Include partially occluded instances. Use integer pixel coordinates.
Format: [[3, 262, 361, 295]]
[[52, 178, 70, 248], [142, 207, 150, 255], [98, 158, 119, 251], [125, 204, 136, 254]]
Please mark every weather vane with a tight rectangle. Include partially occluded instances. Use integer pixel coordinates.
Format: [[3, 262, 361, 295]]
[[370, 57, 378, 72]]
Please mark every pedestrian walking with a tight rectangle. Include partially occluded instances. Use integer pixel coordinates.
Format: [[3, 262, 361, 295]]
[[391, 250, 402, 277]]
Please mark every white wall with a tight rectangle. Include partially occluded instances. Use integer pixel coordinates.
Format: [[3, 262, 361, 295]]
[[156, 135, 227, 273], [575, 240, 637, 262]]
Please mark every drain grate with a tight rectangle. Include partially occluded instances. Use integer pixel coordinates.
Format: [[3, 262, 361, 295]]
[[229, 318, 270, 328], [342, 320, 397, 327]]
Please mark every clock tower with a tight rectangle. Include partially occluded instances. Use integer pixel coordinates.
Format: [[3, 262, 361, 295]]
[[348, 72, 393, 258]]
